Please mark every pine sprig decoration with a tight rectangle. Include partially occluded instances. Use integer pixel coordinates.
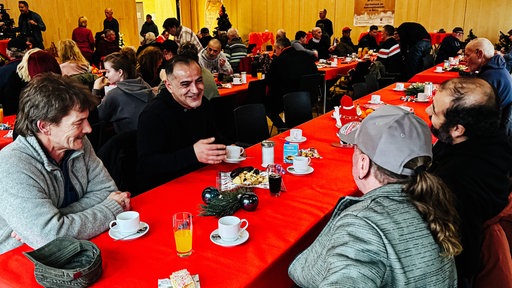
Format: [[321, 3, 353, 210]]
[[200, 187, 254, 217]]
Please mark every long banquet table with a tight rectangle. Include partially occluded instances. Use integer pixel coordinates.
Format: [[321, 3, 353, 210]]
[[0, 83, 436, 287], [408, 65, 460, 84], [0, 115, 16, 150]]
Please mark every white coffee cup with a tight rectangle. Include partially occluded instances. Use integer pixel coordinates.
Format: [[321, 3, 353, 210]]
[[241, 72, 247, 83], [417, 92, 428, 102], [370, 94, 381, 103], [109, 211, 140, 234], [226, 145, 244, 159], [395, 83, 405, 90], [435, 66, 443, 72], [293, 156, 311, 173], [290, 128, 302, 140], [345, 57, 352, 62], [233, 77, 242, 85], [218, 216, 248, 242]]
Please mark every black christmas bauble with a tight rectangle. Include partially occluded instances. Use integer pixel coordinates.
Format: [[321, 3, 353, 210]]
[[202, 187, 220, 204], [239, 193, 259, 211]]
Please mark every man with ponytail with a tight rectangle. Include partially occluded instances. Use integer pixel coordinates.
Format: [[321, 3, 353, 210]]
[[427, 77, 512, 286], [289, 105, 461, 287]]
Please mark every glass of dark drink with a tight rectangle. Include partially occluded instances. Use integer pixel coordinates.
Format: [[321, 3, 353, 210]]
[[267, 164, 282, 197]]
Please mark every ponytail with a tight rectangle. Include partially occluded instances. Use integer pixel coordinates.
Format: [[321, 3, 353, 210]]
[[371, 156, 462, 257], [403, 158, 463, 257]]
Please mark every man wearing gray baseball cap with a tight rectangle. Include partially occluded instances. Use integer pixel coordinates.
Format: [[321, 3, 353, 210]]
[[289, 105, 461, 287]]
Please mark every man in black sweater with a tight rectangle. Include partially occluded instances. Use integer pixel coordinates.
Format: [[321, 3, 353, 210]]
[[137, 56, 228, 191], [426, 77, 512, 286]]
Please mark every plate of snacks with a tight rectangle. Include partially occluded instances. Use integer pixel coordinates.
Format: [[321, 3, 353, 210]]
[[219, 166, 269, 190]]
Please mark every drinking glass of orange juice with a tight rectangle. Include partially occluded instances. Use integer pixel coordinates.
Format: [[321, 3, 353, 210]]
[[173, 212, 193, 257]]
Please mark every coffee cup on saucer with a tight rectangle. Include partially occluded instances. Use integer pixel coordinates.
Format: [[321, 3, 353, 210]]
[[292, 156, 311, 173], [109, 211, 140, 235], [226, 145, 244, 160], [395, 83, 405, 90], [290, 128, 302, 141], [435, 66, 443, 72], [233, 77, 242, 85], [218, 216, 248, 242], [417, 92, 428, 102], [370, 94, 381, 103]]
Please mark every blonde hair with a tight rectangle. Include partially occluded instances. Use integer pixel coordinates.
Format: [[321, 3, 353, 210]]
[[16, 48, 42, 82], [78, 16, 88, 27], [57, 39, 89, 66]]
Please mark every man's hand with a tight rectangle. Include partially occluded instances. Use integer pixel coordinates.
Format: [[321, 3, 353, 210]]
[[108, 191, 132, 211], [193, 137, 226, 164], [219, 58, 226, 67], [28, 20, 37, 26]]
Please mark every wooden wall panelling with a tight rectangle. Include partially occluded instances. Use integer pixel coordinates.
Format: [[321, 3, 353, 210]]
[[3, 0, 139, 50], [464, 0, 511, 44]]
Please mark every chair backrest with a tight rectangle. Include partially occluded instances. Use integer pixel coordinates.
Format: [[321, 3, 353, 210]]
[[299, 73, 324, 104], [364, 74, 379, 94], [423, 54, 435, 70], [233, 104, 270, 147], [352, 82, 368, 100], [97, 130, 140, 195], [247, 79, 267, 104], [473, 193, 512, 288], [283, 91, 313, 128], [210, 96, 236, 142]]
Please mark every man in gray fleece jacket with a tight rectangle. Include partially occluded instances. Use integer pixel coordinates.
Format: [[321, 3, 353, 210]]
[[0, 73, 131, 254]]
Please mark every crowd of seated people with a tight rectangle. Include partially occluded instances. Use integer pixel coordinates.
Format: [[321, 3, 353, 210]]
[[0, 17, 512, 287]]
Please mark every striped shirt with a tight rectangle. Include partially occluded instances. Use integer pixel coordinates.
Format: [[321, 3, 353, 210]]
[[225, 38, 248, 73], [288, 184, 458, 287]]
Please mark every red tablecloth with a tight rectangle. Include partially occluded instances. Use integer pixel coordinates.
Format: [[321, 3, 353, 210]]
[[0, 115, 16, 150], [0, 85, 435, 287], [248, 31, 275, 54], [318, 61, 358, 81], [0, 39, 9, 58], [408, 66, 460, 84], [217, 75, 258, 97]]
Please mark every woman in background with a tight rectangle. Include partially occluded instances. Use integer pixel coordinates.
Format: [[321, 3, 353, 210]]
[[57, 39, 90, 76], [137, 46, 163, 88], [72, 16, 94, 64], [93, 47, 153, 133]]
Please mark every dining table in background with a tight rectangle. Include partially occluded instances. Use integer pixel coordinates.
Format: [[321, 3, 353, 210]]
[[0, 115, 16, 150], [0, 39, 8, 58], [408, 66, 460, 84], [0, 82, 435, 288]]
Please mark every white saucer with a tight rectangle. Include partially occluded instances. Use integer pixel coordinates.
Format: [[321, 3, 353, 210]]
[[414, 99, 430, 103], [285, 136, 307, 143], [109, 222, 149, 240], [434, 70, 445, 73], [392, 88, 406, 91], [368, 101, 384, 104], [287, 166, 314, 175], [224, 157, 246, 164], [232, 82, 243, 86], [210, 229, 249, 247]]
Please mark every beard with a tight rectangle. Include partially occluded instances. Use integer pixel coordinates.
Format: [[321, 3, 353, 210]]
[[430, 122, 454, 144]]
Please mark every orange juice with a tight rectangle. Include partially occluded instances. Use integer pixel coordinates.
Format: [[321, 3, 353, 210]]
[[174, 229, 192, 256]]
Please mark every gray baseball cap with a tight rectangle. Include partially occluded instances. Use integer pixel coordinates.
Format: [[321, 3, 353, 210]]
[[24, 237, 102, 288], [339, 105, 432, 175]]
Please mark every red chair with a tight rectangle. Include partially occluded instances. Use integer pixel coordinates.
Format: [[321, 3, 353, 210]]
[[473, 193, 512, 288]]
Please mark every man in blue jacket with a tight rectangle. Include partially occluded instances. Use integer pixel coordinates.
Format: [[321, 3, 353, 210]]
[[465, 37, 512, 143], [17, 1, 45, 49]]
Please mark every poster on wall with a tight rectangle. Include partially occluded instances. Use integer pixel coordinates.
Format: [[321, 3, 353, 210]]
[[354, 0, 395, 26]]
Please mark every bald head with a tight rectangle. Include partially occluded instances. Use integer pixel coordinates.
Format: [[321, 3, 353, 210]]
[[466, 38, 494, 58], [464, 38, 495, 72], [105, 8, 113, 18], [439, 77, 496, 108], [312, 27, 322, 40], [206, 39, 222, 60]]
